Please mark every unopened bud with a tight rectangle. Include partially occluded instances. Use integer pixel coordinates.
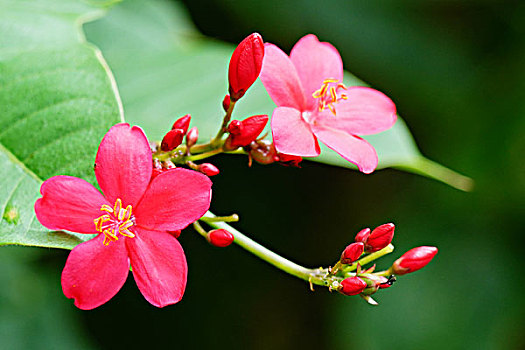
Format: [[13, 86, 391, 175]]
[[198, 163, 220, 177], [340, 242, 364, 264], [225, 115, 268, 150], [339, 276, 367, 296], [172, 114, 191, 134], [207, 229, 234, 247], [248, 140, 277, 165], [355, 228, 371, 243], [365, 223, 394, 253], [186, 127, 199, 148], [360, 274, 391, 295], [228, 33, 264, 101], [222, 94, 231, 112], [161, 129, 184, 151], [392, 246, 438, 275]]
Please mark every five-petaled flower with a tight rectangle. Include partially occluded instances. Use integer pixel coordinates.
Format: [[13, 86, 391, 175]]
[[35, 124, 212, 310], [260, 34, 397, 173]]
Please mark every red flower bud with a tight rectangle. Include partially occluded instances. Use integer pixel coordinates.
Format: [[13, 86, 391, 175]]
[[161, 129, 184, 151], [340, 242, 364, 264], [365, 223, 394, 252], [277, 153, 302, 167], [355, 228, 371, 243], [198, 163, 220, 177], [186, 127, 199, 148], [172, 114, 191, 134], [225, 115, 268, 150], [228, 33, 264, 101], [392, 246, 438, 275], [339, 276, 367, 296], [222, 94, 231, 112], [248, 140, 277, 165], [208, 229, 234, 247]]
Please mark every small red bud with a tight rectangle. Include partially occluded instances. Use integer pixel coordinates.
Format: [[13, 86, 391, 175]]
[[171, 114, 191, 134], [198, 163, 220, 176], [228, 33, 264, 101], [208, 229, 234, 247], [392, 246, 438, 275], [161, 129, 184, 151], [355, 228, 371, 243], [365, 223, 395, 253], [248, 140, 277, 165], [186, 127, 199, 148], [222, 94, 231, 112], [339, 276, 367, 296], [226, 115, 268, 149], [340, 242, 364, 264]]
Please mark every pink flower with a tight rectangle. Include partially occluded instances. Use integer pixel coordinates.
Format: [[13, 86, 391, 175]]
[[34, 124, 212, 310], [260, 34, 397, 173]]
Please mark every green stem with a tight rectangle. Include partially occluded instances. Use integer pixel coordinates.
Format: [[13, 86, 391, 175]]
[[342, 244, 395, 273], [200, 214, 239, 223], [185, 148, 223, 162], [200, 211, 328, 286], [211, 100, 236, 146]]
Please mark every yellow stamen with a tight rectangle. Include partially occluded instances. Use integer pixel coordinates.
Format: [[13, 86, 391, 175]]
[[94, 198, 135, 245], [311, 78, 348, 116]]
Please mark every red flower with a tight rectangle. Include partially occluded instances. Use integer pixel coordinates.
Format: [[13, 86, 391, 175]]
[[260, 34, 397, 173], [34, 124, 212, 309]]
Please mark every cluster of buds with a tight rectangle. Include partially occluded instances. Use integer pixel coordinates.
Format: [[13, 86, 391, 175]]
[[322, 223, 438, 304]]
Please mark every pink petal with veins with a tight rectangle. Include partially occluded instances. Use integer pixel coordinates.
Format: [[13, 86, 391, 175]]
[[135, 168, 212, 232], [127, 228, 187, 307], [271, 106, 320, 157], [61, 235, 129, 310], [311, 124, 378, 174], [95, 123, 152, 207], [260, 43, 307, 110], [35, 175, 108, 233]]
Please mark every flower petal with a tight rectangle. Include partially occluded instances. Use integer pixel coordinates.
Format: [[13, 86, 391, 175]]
[[127, 228, 187, 307], [271, 107, 320, 157], [135, 168, 212, 231], [35, 175, 109, 233], [290, 34, 344, 111], [260, 43, 307, 110], [316, 87, 397, 135], [95, 123, 152, 207], [311, 124, 378, 174], [61, 234, 129, 310]]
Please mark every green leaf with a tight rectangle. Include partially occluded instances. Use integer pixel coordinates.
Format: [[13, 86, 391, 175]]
[[0, 0, 121, 248], [85, 0, 472, 191]]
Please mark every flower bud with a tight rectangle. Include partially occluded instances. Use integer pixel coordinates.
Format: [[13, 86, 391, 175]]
[[392, 246, 438, 275], [359, 274, 394, 295], [161, 129, 184, 151], [198, 163, 220, 177], [355, 228, 371, 243], [365, 223, 394, 253], [340, 242, 364, 264], [186, 127, 199, 149], [222, 94, 231, 112], [339, 276, 367, 296], [171, 114, 191, 134], [207, 229, 234, 247], [277, 153, 302, 167], [228, 33, 264, 101], [247, 140, 277, 165], [224, 115, 268, 150]]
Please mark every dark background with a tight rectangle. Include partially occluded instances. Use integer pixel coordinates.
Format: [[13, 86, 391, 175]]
[[2, 1, 524, 349]]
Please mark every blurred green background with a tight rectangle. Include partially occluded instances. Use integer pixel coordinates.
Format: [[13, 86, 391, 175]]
[[2, 0, 524, 349]]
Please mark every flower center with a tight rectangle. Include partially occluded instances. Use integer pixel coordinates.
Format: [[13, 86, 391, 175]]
[[93, 198, 135, 246], [312, 78, 348, 115]]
